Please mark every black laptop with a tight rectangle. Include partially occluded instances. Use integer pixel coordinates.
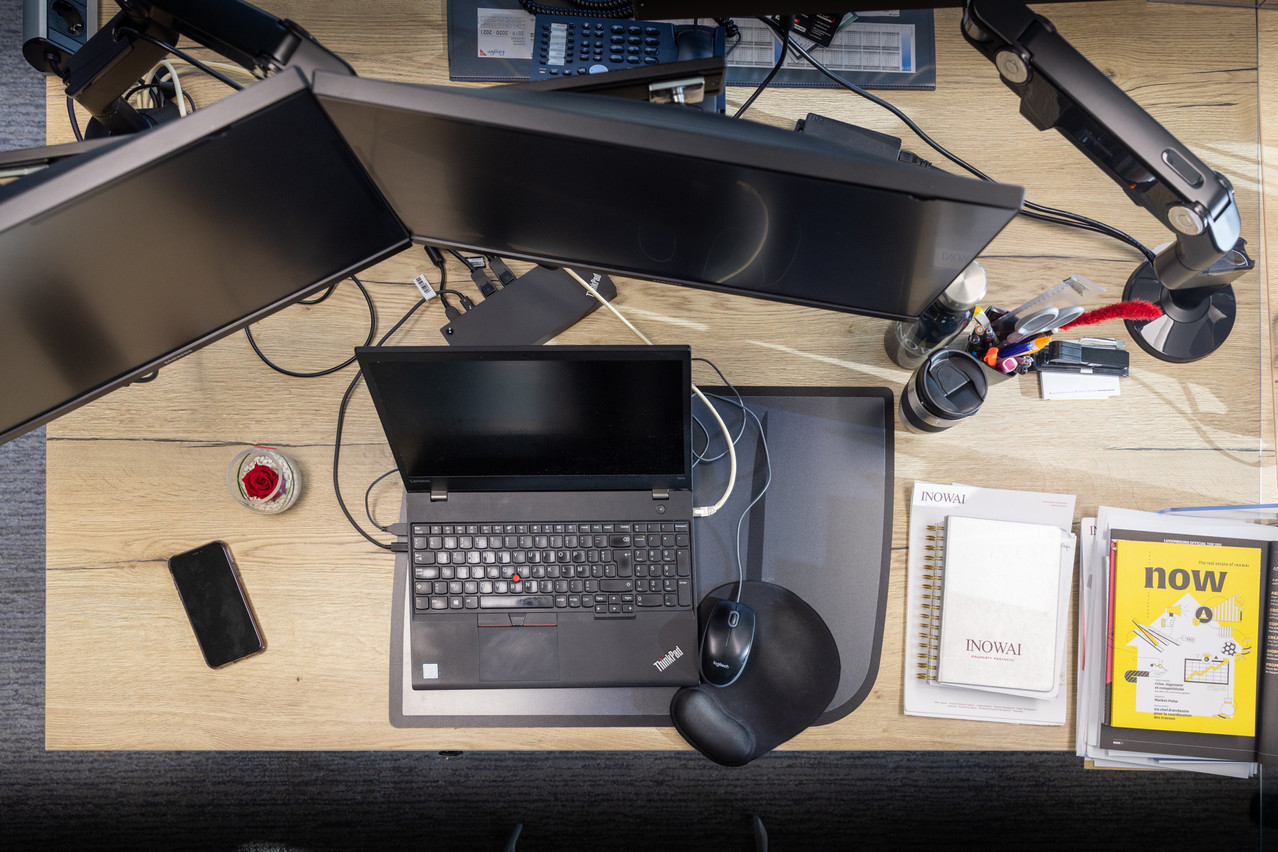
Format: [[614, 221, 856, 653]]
[[356, 344, 701, 689]]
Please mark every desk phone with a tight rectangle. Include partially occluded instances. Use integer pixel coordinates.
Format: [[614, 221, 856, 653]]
[[531, 15, 677, 78]]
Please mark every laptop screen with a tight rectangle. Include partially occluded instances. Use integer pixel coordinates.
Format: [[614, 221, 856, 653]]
[[357, 345, 692, 493]]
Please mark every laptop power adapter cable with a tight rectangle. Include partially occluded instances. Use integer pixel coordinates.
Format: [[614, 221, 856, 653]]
[[562, 267, 736, 517]]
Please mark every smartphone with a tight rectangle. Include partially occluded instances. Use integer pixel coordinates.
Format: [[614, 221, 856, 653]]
[[167, 541, 266, 668]]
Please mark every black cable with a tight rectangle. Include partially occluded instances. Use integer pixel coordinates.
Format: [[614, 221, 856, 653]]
[[691, 359, 772, 607], [760, 17, 1156, 263], [333, 295, 434, 550], [486, 256, 516, 286], [715, 17, 741, 40], [114, 26, 245, 91], [125, 79, 197, 115], [691, 358, 746, 465], [364, 468, 401, 533], [734, 18, 791, 119], [65, 97, 83, 141], [436, 288, 474, 321], [298, 282, 339, 306], [244, 276, 376, 378], [447, 248, 478, 268], [517, 1, 633, 18], [332, 255, 449, 548]]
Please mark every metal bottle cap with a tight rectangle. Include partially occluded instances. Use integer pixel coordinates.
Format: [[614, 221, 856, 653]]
[[936, 261, 987, 311]]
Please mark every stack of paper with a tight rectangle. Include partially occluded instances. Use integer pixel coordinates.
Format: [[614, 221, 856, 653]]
[[904, 482, 1076, 726], [1076, 505, 1278, 778]]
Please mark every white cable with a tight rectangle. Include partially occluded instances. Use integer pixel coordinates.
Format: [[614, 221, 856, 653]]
[[564, 267, 736, 517], [164, 57, 263, 82], [158, 60, 187, 117]]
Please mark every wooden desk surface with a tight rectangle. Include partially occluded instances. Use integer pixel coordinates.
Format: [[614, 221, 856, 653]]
[[42, 1, 1276, 750]]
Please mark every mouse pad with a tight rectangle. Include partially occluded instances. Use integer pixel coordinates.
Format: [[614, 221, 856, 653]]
[[391, 387, 892, 727], [670, 580, 841, 766]]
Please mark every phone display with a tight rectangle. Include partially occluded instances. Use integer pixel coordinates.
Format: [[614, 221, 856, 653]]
[[167, 541, 265, 668]]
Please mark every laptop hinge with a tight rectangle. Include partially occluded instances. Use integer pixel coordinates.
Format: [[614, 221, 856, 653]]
[[430, 484, 447, 502], [652, 488, 670, 501]]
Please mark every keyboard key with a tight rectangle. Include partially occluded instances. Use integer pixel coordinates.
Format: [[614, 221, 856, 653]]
[[600, 579, 633, 592], [637, 594, 665, 607], [479, 595, 554, 609]]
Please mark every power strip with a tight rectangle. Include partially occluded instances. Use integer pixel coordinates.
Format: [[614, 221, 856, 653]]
[[22, 0, 99, 74]]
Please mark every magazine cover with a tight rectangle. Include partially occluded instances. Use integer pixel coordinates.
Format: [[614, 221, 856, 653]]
[[1109, 534, 1264, 739]]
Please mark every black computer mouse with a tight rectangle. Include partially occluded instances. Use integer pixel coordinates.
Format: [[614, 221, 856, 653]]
[[699, 599, 756, 687]]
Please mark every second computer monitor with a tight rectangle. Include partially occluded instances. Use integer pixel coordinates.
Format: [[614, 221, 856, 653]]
[[312, 72, 1023, 322]]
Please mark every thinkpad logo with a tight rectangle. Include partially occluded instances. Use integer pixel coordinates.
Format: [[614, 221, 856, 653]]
[[652, 645, 684, 672]]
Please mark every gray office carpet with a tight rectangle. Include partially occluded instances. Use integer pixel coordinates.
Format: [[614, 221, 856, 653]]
[[0, 3, 1271, 849]]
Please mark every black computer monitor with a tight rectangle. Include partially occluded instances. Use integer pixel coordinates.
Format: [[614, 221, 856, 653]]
[[0, 60, 1023, 446], [0, 68, 409, 445], [312, 71, 1023, 323]]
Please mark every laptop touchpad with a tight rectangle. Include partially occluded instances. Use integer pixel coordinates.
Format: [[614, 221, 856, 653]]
[[478, 623, 559, 683]]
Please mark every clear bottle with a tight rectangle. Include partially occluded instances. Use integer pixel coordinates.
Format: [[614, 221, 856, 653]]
[[884, 261, 987, 370]]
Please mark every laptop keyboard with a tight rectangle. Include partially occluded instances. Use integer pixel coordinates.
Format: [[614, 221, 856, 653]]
[[410, 521, 692, 617]]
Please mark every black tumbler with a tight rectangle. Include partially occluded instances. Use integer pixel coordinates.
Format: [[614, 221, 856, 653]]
[[899, 349, 988, 433]]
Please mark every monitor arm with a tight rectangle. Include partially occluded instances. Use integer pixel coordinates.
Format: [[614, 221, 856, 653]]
[[53, 0, 352, 137], [962, 0, 1251, 361]]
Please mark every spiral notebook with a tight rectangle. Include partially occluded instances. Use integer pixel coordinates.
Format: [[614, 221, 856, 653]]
[[919, 515, 1071, 699]]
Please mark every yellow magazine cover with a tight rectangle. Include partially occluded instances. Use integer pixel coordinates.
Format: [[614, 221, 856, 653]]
[[1110, 537, 1263, 737]]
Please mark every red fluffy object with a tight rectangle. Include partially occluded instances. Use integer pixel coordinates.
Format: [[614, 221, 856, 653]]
[[1060, 300, 1162, 330]]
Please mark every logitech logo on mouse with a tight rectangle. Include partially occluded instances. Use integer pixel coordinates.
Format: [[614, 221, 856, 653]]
[[711, 661, 729, 669], [652, 645, 684, 672]]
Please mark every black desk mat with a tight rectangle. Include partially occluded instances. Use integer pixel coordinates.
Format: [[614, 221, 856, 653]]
[[390, 386, 893, 727]]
